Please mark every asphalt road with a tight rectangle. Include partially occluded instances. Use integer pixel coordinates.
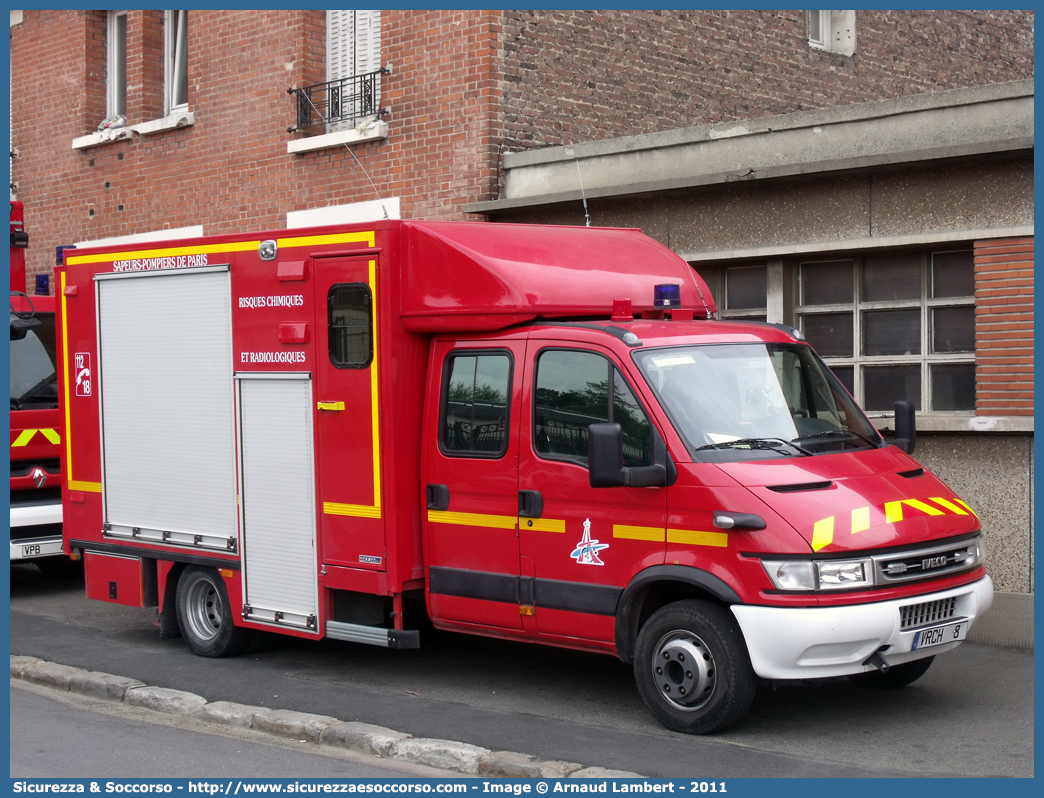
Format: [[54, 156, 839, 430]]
[[11, 680, 458, 778], [8, 563, 1035, 778]]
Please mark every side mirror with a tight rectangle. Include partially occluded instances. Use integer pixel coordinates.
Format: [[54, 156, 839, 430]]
[[893, 400, 916, 455], [10, 316, 39, 340], [588, 423, 672, 489]]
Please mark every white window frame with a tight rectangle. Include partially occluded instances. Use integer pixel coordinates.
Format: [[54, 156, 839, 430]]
[[795, 250, 976, 414], [107, 10, 127, 118], [326, 10, 382, 133], [807, 10, 856, 56], [165, 9, 188, 114]]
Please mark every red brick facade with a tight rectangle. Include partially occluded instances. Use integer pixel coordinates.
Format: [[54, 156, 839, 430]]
[[974, 238, 1034, 416], [499, 10, 1035, 146]]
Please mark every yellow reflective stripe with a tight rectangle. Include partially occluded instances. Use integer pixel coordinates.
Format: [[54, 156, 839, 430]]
[[68, 480, 102, 493], [324, 502, 381, 519], [885, 501, 904, 523], [277, 231, 376, 249], [613, 524, 665, 542], [953, 498, 977, 517], [67, 240, 256, 265], [811, 516, 834, 551], [427, 510, 517, 530], [667, 528, 728, 548], [11, 429, 37, 447], [521, 517, 566, 533], [901, 498, 945, 516], [39, 428, 60, 444], [851, 506, 871, 534], [65, 231, 375, 266], [368, 258, 381, 512], [929, 497, 968, 515], [61, 272, 76, 480]]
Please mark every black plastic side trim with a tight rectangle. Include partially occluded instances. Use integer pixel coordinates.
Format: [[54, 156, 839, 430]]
[[387, 629, 421, 649], [69, 539, 240, 570]]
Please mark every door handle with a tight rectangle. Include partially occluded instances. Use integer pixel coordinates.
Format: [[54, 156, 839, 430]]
[[427, 484, 450, 511], [518, 490, 543, 518], [317, 401, 345, 411]]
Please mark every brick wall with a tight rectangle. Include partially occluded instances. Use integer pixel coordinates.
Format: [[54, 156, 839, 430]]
[[499, 9, 1034, 146], [10, 10, 501, 281], [975, 238, 1034, 416]]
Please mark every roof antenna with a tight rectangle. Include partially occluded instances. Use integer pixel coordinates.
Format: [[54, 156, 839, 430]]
[[575, 158, 592, 228], [295, 89, 390, 220]]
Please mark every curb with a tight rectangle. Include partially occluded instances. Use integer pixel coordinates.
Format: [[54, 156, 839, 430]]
[[11, 655, 643, 778]]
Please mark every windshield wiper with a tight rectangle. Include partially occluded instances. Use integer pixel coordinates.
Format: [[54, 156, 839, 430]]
[[695, 437, 813, 456], [792, 428, 879, 448]]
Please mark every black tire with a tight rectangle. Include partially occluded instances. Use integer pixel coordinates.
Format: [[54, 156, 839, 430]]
[[633, 599, 756, 734], [175, 565, 253, 657], [847, 656, 934, 688]]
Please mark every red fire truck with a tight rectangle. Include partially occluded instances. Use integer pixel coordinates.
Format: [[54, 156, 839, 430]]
[[57, 220, 992, 733], [10, 200, 67, 573]]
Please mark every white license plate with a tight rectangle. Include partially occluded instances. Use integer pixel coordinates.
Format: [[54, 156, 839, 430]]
[[913, 619, 968, 650]]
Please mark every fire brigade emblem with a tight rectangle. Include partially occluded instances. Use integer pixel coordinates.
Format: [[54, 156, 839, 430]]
[[31, 467, 47, 489], [570, 518, 608, 565]]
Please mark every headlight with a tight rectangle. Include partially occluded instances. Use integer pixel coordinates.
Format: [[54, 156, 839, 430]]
[[761, 557, 875, 591], [761, 560, 816, 591], [816, 559, 874, 589]]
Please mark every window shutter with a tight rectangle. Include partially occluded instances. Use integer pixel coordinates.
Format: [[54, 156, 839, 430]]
[[326, 10, 355, 83], [354, 11, 381, 75]]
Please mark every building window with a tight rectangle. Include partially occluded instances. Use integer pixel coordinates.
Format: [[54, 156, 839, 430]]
[[166, 10, 188, 113], [807, 10, 855, 56], [326, 10, 381, 132], [107, 10, 127, 118], [695, 264, 768, 322], [796, 249, 975, 413]]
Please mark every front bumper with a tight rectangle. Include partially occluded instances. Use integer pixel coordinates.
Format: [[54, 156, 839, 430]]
[[731, 575, 994, 680], [10, 501, 64, 561]]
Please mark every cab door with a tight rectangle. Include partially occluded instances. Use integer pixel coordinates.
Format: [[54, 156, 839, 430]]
[[313, 255, 386, 570], [424, 340, 526, 630], [518, 344, 667, 644]]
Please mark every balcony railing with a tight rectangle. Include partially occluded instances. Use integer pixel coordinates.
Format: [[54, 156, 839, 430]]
[[287, 69, 388, 133]]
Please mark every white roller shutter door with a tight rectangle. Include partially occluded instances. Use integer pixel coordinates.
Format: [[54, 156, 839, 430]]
[[97, 266, 238, 551], [237, 374, 318, 631]]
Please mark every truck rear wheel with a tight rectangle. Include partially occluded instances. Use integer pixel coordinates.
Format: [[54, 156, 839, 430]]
[[847, 656, 934, 688], [176, 566, 253, 657], [633, 600, 756, 734]]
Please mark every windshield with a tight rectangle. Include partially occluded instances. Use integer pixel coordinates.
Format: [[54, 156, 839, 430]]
[[634, 343, 882, 461], [10, 312, 59, 409]]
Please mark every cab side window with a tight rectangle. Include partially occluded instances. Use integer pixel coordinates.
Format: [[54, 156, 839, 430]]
[[440, 352, 511, 458], [328, 283, 372, 368], [534, 349, 652, 467]]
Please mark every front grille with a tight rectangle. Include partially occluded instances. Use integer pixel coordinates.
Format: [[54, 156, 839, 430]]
[[872, 535, 980, 584], [10, 487, 62, 506], [11, 459, 61, 477], [11, 522, 63, 541], [900, 597, 957, 630]]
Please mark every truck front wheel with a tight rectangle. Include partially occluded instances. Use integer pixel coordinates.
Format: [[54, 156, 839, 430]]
[[176, 566, 253, 657], [633, 600, 756, 734]]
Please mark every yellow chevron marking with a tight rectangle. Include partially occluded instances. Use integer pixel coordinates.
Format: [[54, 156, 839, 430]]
[[427, 510, 517, 530], [520, 517, 566, 533], [851, 506, 871, 534], [901, 498, 945, 516], [667, 529, 728, 548], [11, 429, 37, 447], [885, 501, 904, 523], [929, 497, 968, 515], [811, 516, 834, 551], [953, 498, 977, 517], [39, 428, 61, 444], [324, 502, 381, 519], [614, 524, 665, 542]]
